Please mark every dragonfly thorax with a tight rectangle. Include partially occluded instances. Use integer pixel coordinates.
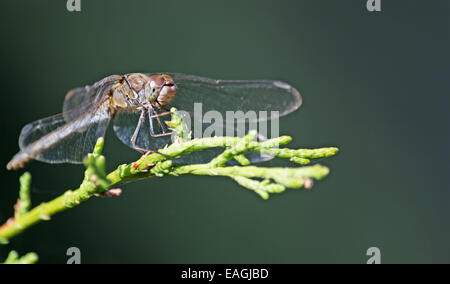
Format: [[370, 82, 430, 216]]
[[111, 73, 177, 110]]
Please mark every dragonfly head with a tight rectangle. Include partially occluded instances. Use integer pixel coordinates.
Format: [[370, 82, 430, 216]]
[[145, 74, 177, 108]]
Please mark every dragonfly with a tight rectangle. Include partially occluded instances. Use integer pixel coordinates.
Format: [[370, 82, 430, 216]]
[[7, 73, 302, 170]]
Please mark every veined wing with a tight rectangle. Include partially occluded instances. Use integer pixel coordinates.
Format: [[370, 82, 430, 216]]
[[155, 73, 302, 122], [8, 105, 111, 169], [113, 108, 173, 152], [62, 75, 122, 121], [114, 73, 301, 164]]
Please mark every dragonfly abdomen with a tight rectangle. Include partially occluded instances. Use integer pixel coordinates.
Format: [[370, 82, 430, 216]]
[[7, 105, 112, 170]]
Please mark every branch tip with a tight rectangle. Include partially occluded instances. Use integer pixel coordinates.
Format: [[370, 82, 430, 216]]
[[2, 250, 38, 264]]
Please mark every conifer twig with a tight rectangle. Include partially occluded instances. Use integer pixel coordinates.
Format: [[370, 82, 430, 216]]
[[0, 108, 338, 245]]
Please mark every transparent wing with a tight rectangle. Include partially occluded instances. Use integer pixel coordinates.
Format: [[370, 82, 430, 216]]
[[113, 109, 273, 164], [114, 73, 301, 164], [155, 73, 302, 122], [113, 109, 173, 151], [18, 106, 111, 164], [62, 75, 122, 121]]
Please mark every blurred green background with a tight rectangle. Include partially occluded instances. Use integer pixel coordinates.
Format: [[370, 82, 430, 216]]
[[0, 0, 448, 264]]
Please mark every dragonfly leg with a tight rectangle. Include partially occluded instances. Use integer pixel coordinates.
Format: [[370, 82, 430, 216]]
[[130, 110, 154, 154], [148, 107, 173, 138], [153, 108, 166, 133], [148, 110, 171, 119]]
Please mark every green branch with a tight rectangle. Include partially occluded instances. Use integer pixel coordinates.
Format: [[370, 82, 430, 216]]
[[1, 251, 38, 264], [0, 108, 339, 250], [15, 172, 32, 219]]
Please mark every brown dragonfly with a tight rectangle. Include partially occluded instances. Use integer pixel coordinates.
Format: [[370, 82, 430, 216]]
[[7, 73, 302, 170]]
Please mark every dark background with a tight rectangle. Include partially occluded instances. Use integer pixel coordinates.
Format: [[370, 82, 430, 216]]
[[0, 0, 448, 264]]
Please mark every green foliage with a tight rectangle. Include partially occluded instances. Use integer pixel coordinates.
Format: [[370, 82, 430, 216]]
[[0, 109, 339, 259], [1, 251, 38, 264]]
